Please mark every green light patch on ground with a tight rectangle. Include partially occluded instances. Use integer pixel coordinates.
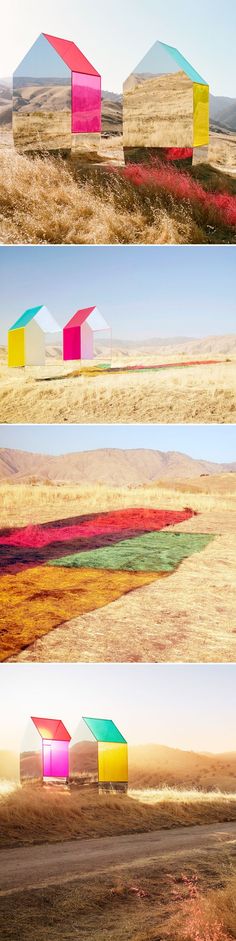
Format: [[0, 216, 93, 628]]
[[48, 531, 214, 573]]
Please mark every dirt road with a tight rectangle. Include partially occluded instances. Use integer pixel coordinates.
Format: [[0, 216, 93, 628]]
[[1, 822, 236, 896]]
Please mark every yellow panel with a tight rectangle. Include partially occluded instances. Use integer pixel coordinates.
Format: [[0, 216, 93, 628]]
[[8, 328, 25, 367], [98, 743, 128, 783], [193, 84, 209, 147]]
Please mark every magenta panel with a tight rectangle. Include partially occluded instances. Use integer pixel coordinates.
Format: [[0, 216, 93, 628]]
[[63, 325, 81, 361], [72, 72, 101, 134], [81, 322, 94, 359], [42, 741, 69, 778]]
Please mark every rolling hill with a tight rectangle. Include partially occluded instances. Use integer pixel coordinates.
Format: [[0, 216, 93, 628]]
[[0, 447, 235, 486], [2, 743, 236, 791]]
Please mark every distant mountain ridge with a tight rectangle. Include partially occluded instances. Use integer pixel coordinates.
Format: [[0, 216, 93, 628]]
[[0, 447, 235, 486]]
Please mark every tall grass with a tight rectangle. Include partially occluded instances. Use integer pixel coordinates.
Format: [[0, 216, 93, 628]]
[[1, 783, 236, 848], [0, 148, 235, 244]]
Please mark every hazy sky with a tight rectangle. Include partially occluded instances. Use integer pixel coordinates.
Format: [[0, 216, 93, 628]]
[[0, 0, 235, 95], [0, 247, 235, 343], [0, 664, 236, 755], [0, 424, 235, 464]]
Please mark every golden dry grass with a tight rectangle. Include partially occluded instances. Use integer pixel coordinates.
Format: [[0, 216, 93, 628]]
[[0, 565, 159, 661], [1, 476, 235, 663], [1, 781, 236, 848], [0, 130, 235, 244], [0, 784, 236, 941], [0, 347, 235, 423]]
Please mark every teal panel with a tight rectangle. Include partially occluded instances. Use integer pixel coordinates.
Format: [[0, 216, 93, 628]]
[[83, 717, 127, 744], [49, 531, 214, 573], [160, 42, 207, 86], [10, 306, 43, 331]]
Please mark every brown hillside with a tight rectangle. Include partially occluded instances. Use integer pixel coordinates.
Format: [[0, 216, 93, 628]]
[[0, 448, 235, 486]]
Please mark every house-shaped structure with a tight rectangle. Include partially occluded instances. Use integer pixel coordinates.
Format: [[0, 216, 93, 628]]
[[8, 305, 60, 367], [13, 33, 101, 153], [69, 717, 128, 791], [123, 40, 209, 164], [20, 716, 71, 783], [63, 307, 111, 362]]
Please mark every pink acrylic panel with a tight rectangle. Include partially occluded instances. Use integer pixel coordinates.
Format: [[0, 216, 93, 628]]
[[63, 325, 81, 361], [72, 72, 101, 133], [42, 741, 69, 778], [81, 322, 94, 359]]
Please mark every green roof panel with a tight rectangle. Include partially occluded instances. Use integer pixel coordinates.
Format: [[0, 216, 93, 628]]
[[83, 717, 127, 744], [159, 42, 208, 86], [10, 306, 43, 331]]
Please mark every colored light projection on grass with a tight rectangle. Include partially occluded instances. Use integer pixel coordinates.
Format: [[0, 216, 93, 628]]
[[0, 507, 214, 660], [68, 359, 223, 379], [13, 32, 101, 153], [20, 716, 71, 783], [123, 40, 209, 163], [69, 717, 128, 789]]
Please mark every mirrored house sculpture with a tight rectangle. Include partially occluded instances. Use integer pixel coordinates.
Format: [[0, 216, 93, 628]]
[[69, 717, 128, 792], [20, 717, 71, 783], [63, 306, 112, 364], [8, 305, 60, 367], [123, 40, 209, 165], [13, 33, 101, 154]]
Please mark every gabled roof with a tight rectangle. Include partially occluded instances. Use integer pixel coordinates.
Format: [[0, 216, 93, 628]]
[[10, 306, 43, 330], [160, 41, 207, 86], [31, 717, 71, 742], [65, 307, 96, 329], [64, 306, 109, 332], [10, 306, 60, 334], [43, 33, 101, 77], [82, 717, 127, 744], [132, 39, 207, 86]]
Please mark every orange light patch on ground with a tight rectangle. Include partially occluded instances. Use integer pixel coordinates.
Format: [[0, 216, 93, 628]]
[[0, 565, 163, 660]]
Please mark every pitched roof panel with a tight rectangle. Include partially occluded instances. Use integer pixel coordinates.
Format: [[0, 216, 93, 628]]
[[10, 306, 43, 331], [83, 717, 127, 744], [10, 306, 60, 334], [43, 34, 100, 77], [31, 717, 71, 741], [64, 307, 96, 329], [159, 42, 207, 86]]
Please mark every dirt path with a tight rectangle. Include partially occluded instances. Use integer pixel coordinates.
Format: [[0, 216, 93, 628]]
[[1, 822, 236, 896]]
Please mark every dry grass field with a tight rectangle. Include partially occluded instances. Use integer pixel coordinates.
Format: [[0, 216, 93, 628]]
[[0, 846, 235, 941], [0, 779, 236, 940], [2, 778, 236, 847], [0, 126, 235, 244], [1, 473, 235, 663], [0, 345, 235, 424]]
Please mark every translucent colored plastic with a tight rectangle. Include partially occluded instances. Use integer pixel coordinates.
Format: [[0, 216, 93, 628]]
[[8, 327, 24, 367], [72, 73, 101, 133], [42, 741, 69, 778], [98, 743, 128, 783], [193, 83, 209, 146]]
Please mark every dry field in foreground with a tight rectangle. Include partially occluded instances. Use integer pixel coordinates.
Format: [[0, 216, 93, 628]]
[[0, 129, 235, 244], [0, 784, 236, 941], [1, 475, 235, 663], [1, 781, 236, 848], [0, 852, 235, 941], [0, 348, 235, 424]]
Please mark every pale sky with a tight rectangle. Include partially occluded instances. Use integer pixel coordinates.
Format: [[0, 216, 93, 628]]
[[0, 664, 236, 756], [0, 424, 235, 464], [0, 247, 235, 343], [0, 0, 236, 96]]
